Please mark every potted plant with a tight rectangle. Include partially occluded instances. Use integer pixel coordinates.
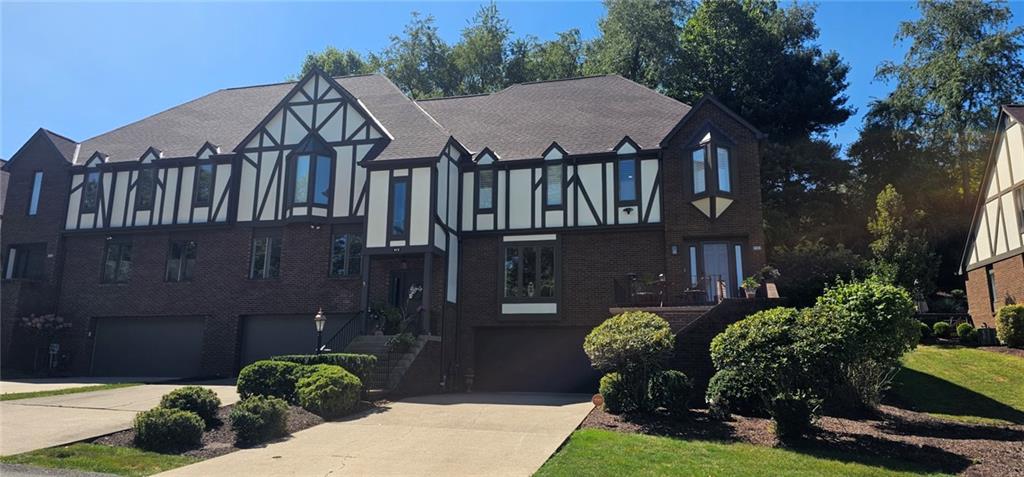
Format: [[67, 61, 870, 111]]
[[741, 276, 760, 299]]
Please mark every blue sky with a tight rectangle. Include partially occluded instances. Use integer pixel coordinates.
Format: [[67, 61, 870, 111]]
[[2, 1, 1021, 160]]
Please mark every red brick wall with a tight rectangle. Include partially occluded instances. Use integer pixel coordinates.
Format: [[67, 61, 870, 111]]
[[965, 254, 1024, 328]]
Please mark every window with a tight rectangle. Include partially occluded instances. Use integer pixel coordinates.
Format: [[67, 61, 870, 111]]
[[617, 158, 638, 204], [194, 164, 213, 206], [4, 243, 46, 280], [330, 232, 363, 277], [1015, 187, 1024, 233], [82, 172, 100, 213], [28, 172, 43, 216], [165, 240, 197, 282], [717, 147, 731, 192], [135, 169, 156, 210], [250, 234, 282, 280], [545, 164, 562, 208], [477, 169, 495, 212], [987, 265, 997, 312], [734, 244, 743, 296], [291, 154, 331, 206], [503, 242, 557, 300], [101, 241, 133, 284], [689, 246, 698, 287], [692, 148, 706, 194], [390, 177, 410, 239]]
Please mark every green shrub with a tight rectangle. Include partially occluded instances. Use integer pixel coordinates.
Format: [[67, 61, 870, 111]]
[[295, 364, 362, 419], [649, 370, 692, 415], [769, 392, 819, 440], [918, 321, 931, 341], [584, 311, 673, 410], [933, 321, 951, 338], [386, 332, 416, 354], [705, 369, 761, 419], [133, 407, 204, 453], [229, 396, 289, 445], [956, 323, 978, 345], [598, 372, 635, 414], [237, 360, 303, 401], [159, 386, 221, 427], [270, 353, 377, 383], [996, 304, 1024, 348], [771, 239, 865, 308]]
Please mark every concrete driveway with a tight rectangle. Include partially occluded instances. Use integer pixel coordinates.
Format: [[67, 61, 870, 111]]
[[0, 380, 238, 456], [159, 393, 593, 477], [0, 377, 170, 395]]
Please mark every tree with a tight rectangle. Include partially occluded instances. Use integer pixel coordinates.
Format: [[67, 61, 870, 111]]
[[297, 47, 369, 78], [873, 0, 1024, 207], [452, 2, 511, 94], [369, 12, 459, 98], [530, 29, 585, 81], [583, 0, 690, 89], [867, 184, 939, 297]]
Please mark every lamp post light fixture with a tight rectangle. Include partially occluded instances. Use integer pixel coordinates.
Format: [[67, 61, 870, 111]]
[[314, 307, 327, 355]]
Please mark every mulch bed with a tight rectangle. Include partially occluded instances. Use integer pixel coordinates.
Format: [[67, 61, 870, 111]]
[[977, 346, 1024, 359], [582, 405, 1024, 477], [93, 400, 380, 460]]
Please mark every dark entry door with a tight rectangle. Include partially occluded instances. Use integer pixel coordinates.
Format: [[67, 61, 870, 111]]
[[702, 243, 731, 302], [388, 269, 423, 310]]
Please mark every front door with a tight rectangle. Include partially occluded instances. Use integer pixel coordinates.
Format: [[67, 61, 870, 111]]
[[702, 243, 731, 302], [388, 269, 424, 331]]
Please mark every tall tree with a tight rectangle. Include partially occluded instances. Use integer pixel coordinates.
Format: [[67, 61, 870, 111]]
[[530, 29, 585, 81], [297, 47, 369, 78], [583, 0, 690, 89], [452, 2, 511, 94], [868, 184, 939, 298], [873, 0, 1024, 207], [370, 12, 459, 98]]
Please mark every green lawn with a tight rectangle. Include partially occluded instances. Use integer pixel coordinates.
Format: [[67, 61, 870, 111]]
[[0, 383, 140, 401], [891, 345, 1024, 425], [535, 429, 950, 477], [0, 443, 196, 476]]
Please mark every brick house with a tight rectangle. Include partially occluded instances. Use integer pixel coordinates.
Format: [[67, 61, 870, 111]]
[[2, 69, 767, 391], [962, 105, 1024, 329]]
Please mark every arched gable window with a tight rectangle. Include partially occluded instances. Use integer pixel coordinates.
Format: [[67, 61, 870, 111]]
[[287, 134, 334, 207]]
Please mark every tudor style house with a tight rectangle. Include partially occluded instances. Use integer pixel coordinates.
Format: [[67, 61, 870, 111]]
[[1, 69, 766, 391], [962, 105, 1024, 329]]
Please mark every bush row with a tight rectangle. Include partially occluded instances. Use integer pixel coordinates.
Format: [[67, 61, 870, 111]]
[[270, 353, 377, 383], [135, 386, 222, 453]]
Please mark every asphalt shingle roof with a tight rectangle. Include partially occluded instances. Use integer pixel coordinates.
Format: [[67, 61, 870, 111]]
[[1005, 105, 1024, 124], [416, 75, 691, 160]]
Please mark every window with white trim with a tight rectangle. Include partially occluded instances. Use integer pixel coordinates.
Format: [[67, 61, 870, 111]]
[[690, 131, 734, 196], [503, 242, 557, 300], [28, 172, 43, 216], [545, 163, 562, 208], [82, 171, 100, 213]]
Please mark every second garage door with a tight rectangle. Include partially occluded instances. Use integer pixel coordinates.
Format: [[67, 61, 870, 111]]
[[474, 327, 600, 393], [239, 314, 352, 367], [91, 316, 205, 377]]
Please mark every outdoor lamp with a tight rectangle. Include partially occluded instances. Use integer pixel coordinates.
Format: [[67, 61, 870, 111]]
[[314, 307, 327, 354]]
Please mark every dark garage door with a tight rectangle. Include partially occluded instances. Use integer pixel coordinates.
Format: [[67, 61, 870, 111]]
[[91, 316, 205, 377], [239, 314, 351, 367], [474, 327, 600, 393]]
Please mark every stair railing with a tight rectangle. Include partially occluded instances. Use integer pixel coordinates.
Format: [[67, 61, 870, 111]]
[[320, 311, 365, 354]]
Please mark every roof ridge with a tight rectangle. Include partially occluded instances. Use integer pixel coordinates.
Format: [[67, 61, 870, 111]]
[[416, 92, 492, 102], [40, 128, 78, 145], [514, 74, 616, 86]]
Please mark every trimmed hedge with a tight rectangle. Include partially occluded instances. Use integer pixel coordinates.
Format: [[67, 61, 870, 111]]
[[598, 372, 634, 414], [229, 396, 289, 445], [585, 311, 673, 412], [933, 321, 951, 338], [956, 323, 978, 345], [996, 304, 1024, 348], [270, 353, 377, 383], [649, 370, 692, 415], [133, 407, 204, 453], [295, 364, 362, 419], [159, 386, 221, 427], [237, 360, 303, 402]]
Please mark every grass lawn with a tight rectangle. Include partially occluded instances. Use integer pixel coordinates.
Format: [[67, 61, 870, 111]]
[[535, 429, 951, 477], [0, 443, 196, 476], [0, 383, 140, 401], [890, 345, 1024, 425]]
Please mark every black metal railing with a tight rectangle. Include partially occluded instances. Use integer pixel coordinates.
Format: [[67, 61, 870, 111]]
[[321, 311, 365, 354], [613, 274, 730, 307], [612, 274, 666, 307], [364, 318, 419, 390]]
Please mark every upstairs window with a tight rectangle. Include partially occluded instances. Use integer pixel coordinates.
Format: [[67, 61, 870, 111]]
[[288, 135, 333, 207], [135, 169, 156, 211], [250, 232, 282, 280], [617, 157, 638, 204], [194, 164, 214, 206], [477, 169, 495, 212], [692, 149, 706, 194], [4, 243, 46, 280], [717, 147, 731, 192], [690, 131, 734, 196], [503, 242, 557, 300], [545, 163, 563, 208], [28, 172, 43, 216], [330, 231, 363, 277], [101, 240, 133, 284], [1015, 187, 1024, 233], [82, 172, 100, 213], [390, 177, 410, 239], [165, 240, 197, 282]]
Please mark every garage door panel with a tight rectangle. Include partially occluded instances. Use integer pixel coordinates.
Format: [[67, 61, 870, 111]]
[[240, 314, 351, 367], [91, 317, 205, 377], [475, 327, 599, 393]]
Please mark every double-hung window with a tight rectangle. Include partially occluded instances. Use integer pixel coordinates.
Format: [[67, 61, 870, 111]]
[[477, 168, 495, 212], [135, 168, 157, 210], [330, 230, 363, 277], [503, 242, 557, 300], [82, 171, 100, 213], [165, 240, 197, 282], [4, 243, 46, 280], [101, 240, 133, 284], [250, 232, 282, 280], [545, 163, 563, 208], [194, 164, 214, 207], [617, 157, 638, 205], [28, 172, 43, 216]]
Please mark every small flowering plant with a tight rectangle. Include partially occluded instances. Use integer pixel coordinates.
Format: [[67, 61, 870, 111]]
[[19, 314, 71, 335]]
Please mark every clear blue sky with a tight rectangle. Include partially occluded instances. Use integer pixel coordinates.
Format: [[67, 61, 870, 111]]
[[2, 1, 1021, 160]]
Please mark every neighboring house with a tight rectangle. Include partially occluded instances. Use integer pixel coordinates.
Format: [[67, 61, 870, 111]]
[[1, 69, 767, 391], [962, 105, 1024, 328]]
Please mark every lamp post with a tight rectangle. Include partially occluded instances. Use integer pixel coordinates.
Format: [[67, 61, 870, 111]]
[[314, 307, 326, 355]]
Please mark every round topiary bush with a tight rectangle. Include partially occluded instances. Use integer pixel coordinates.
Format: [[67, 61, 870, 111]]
[[237, 360, 304, 401], [649, 370, 692, 415], [295, 364, 362, 419], [598, 372, 635, 414], [133, 407, 204, 453], [585, 311, 673, 411], [996, 304, 1024, 348], [956, 322, 978, 345], [918, 321, 932, 342], [229, 395, 289, 445], [933, 321, 951, 338], [769, 392, 819, 440], [160, 386, 221, 427]]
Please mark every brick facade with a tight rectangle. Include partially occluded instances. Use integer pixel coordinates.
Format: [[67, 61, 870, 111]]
[[965, 254, 1024, 328]]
